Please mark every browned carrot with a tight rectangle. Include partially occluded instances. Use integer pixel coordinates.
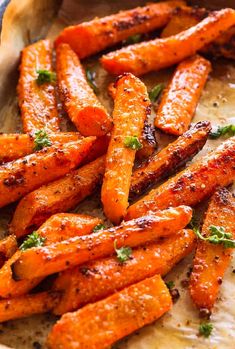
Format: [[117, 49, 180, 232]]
[[11, 206, 192, 281], [47, 275, 172, 349], [190, 188, 235, 311], [53, 229, 195, 314], [0, 235, 18, 267], [101, 9, 235, 76], [101, 73, 150, 224], [154, 55, 211, 136], [18, 39, 60, 133], [10, 156, 106, 238], [126, 136, 235, 220], [54, 1, 185, 59], [56, 43, 112, 136]]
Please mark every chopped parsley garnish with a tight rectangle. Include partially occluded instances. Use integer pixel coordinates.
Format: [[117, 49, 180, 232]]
[[114, 240, 132, 264], [34, 129, 52, 151], [165, 280, 175, 290], [124, 136, 142, 150], [124, 34, 143, 45], [209, 124, 235, 139], [198, 322, 213, 338], [20, 232, 46, 251], [85, 68, 99, 94], [148, 83, 164, 103], [193, 225, 235, 248], [36, 70, 56, 85], [92, 223, 106, 233]]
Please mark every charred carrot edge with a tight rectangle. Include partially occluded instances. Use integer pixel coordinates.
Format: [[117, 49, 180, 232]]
[[0, 235, 18, 268], [101, 73, 150, 224], [10, 156, 106, 238], [190, 188, 235, 311], [18, 39, 60, 134], [131, 121, 211, 197], [0, 137, 95, 209], [101, 8, 235, 76], [154, 55, 211, 136], [55, 1, 185, 59], [53, 229, 195, 314], [11, 206, 192, 281], [126, 136, 235, 220], [48, 274, 172, 349], [56, 43, 112, 136]]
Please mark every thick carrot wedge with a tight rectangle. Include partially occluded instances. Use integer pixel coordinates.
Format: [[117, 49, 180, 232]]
[[190, 188, 235, 311], [126, 136, 235, 220], [10, 156, 105, 237], [101, 73, 150, 224], [55, 1, 185, 59], [101, 8, 235, 76], [154, 55, 211, 136], [0, 291, 60, 323], [0, 137, 95, 209], [11, 206, 192, 280], [53, 229, 195, 314], [47, 274, 172, 349], [131, 121, 211, 197], [18, 39, 60, 133], [56, 43, 112, 136], [0, 235, 18, 267]]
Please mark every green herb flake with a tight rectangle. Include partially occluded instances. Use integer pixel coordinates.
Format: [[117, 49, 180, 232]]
[[209, 124, 235, 139], [148, 83, 164, 103], [36, 70, 56, 85], [92, 224, 106, 233], [34, 129, 52, 151], [198, 322, 213, 338], [124, 34, 143, 45], [114, 240, 132, 264], [85, 68, 99, 94], [193, 225, 235, 249], [20, 232, 46, 251], [124, 136, 142, 150], [165, 281, 175, 290]]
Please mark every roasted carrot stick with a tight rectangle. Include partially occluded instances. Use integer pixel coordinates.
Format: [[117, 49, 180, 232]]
[[0, 137, 95, 209], [47, 274, 172, 349], [55, 1, 185, 59], [190, 188, 235, 311], [10, 156, 106, 237], [11, 206, 192, 281], [53, 229, 195, 314], [101, 8, 235, 76], [81, 134, 110, 165], [154, 55, 211, 136], [101, 73, 150, 224], [0, 235, 18, 267], [18, 39, 60, 134], [131, 121, 211, 197], [126, 136, 235, 220], [56, 43, 112, 136]]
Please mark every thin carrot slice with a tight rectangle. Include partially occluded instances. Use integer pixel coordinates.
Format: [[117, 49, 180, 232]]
[[190, 188, 235, 311], [54, 1, 185, 59], [10, 156, 105, 238], [101, 8, 235, 76], [11, 206, 192, 281], [18, 39, 60, 133], [56, 43, 112, 136], [0, 235, 18, 267], [101, 73, 150, 224], [53, 229, 195, 314], [47, 275, 172, 349], [126, 136, 235, 220]]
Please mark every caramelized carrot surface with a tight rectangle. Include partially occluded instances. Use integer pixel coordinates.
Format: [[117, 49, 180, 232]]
[[11, 206, 192, 280], [154, 55, 211, 135], [0, 235, 18, 268], [18, 40, 60, 133], [55, 1, 185, 59], [56, 43, 111, 136], [10, 156, 105, 237], [190, 188, 235, 311], [101, 9, 235, 75], [126, 136, 235, 220], [101, 73, 150, 224], [48, 275, 172, 349]]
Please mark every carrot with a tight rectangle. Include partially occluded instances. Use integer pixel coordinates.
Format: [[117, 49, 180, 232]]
[[56, 43, 112, 136], [0, 235, 18, 267], [101, 73, 150, 224], [190, 188, 235, 311], [131, 121, 211, 197], [154, 55, 211, 136], [126, 136, 235, 220], [10, 156, 106, 237], [54, 1, 185, 59], [47, 274, 172, 349], [81, 134, 110, 165], [0, 137, 95, 209], [18, 39, 60, 134], [101, 8, 235, 76], [11, 206, 192, 281], [53, 229, 195, 314]]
